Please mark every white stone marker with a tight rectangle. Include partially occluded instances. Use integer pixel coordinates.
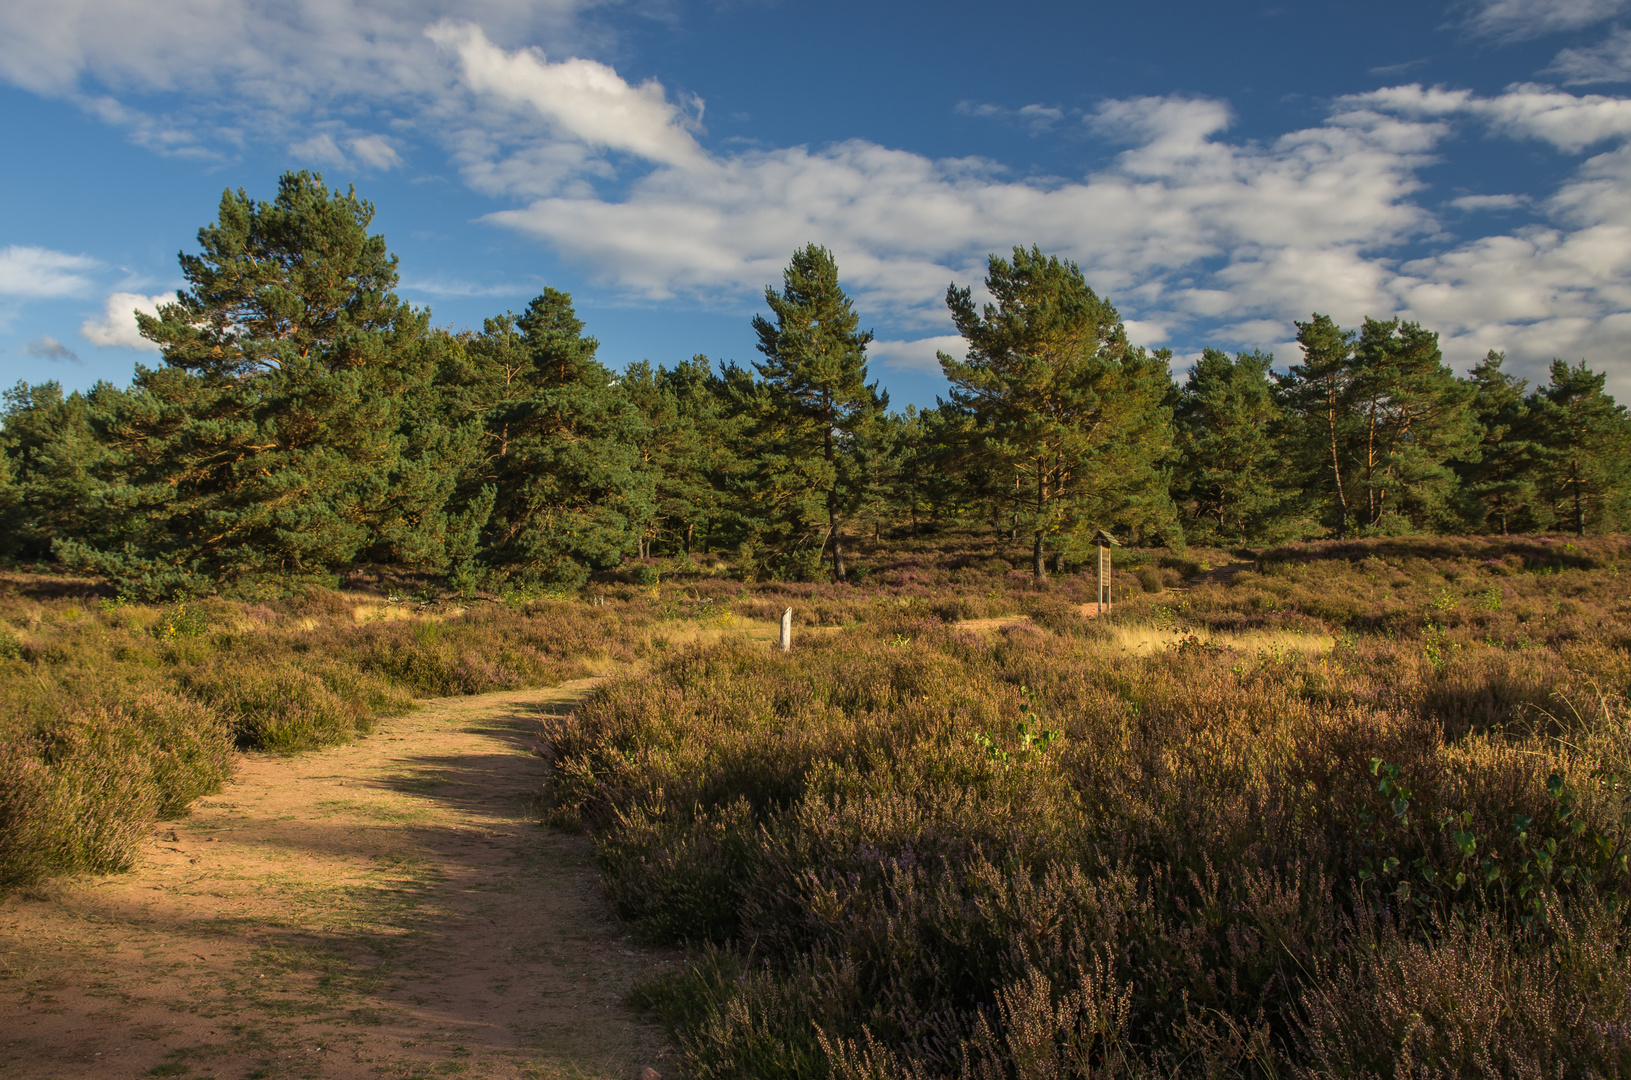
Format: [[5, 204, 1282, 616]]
[[780, 607, 793, 651]]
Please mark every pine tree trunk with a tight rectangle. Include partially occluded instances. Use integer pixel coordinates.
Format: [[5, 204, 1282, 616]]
[[1032, 533, 1047, 580], [1573, 458, 1585, 536], [684, 521, 694, 555], [833, 530, 847, 581], [1052, 551, 1064, 574], [1329, 393, 1349, 539]]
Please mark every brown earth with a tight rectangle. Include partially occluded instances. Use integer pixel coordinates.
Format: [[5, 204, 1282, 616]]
[[0, 682, 674, 1080]]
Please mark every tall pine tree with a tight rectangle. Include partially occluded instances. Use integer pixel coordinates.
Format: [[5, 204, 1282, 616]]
[[1347, 318, 1476, 531], [57, 172, 445, 597], [1172, 349, 1284, 544], [1275, 315, 1362, 538], [1457, 350, 1538, 535], [749, 244, 885, 581], [475, 290, 653, 584], [1531, 359, 1631, 535], [940, 247, 1174, 577]]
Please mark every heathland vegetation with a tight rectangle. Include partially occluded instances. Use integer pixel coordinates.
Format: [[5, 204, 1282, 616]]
[[554, 534, 1631, 1077], [3, 171, 1631, 1076]]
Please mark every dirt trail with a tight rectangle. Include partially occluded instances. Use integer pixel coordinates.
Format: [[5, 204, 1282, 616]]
[[0, 682, 672, 1080]]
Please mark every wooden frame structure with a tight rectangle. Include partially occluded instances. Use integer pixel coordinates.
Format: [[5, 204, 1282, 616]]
[[1093, 529, 1120, 615]]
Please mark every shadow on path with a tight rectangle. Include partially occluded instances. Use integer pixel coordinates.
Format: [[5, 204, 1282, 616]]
[[0, 682, 672, 1080]]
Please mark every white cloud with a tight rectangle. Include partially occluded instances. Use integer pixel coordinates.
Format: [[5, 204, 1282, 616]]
[[1449, 193, 1529, 211], [0, 245, 98, 298], [1121, 320, 1170, 346], [349, 134, 404, 170], [289, 131, 404, 171], [1549, 27, 1631, 84], [428, 21, 705, 170], [955, 100, 1066, 134], [481, 88, 1437, 333], [1461, 0, 1628, 40], [291, 132, 350, 168], [0, 0, 594, 156], [870, 335, 967, 375], [80, 290, 172, 351], [398, 277, 535, 298], [1351, 82, 1631, 152]]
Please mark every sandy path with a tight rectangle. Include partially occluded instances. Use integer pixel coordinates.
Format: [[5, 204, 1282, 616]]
[[0, 682, 673, 1080]]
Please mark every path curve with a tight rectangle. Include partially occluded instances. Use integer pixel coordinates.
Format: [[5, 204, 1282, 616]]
[[0, 682, 671, 1080]]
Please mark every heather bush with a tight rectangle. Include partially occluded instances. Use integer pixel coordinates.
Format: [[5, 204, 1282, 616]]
[[546, 536, 1631, 1078], [0, 686, 233, 887]]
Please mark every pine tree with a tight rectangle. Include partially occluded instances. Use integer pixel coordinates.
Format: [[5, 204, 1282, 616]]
[[1172, 349, 1284, 544], [940, 246, 1174, 577], [1347, 318, 1476, 531], [477, 290, 653, 584], [750, 244, 885, 581], [0, 429, 18, 555], [0, 381, 127, 561], [56, 171, 439, 597], [1275, 315, 1361, 538], [136, 172, 412, 378], [1457, 351, 1538, 535], [622, 356, 736, 557], [1531, 359, 1631, 535]]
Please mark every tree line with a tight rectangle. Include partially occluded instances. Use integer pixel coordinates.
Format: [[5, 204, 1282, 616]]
[[1, 172, 1626, 597]]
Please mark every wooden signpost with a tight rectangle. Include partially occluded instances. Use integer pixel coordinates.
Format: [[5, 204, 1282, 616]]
[[1093, 529, 1120, 615]]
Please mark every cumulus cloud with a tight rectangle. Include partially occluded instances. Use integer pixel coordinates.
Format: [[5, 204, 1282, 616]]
[[479, 83, 1437, 333], [291, 132, 350, 168], [80, 290, 172, 350], [0, 245, 98, 298], [398, 276, 535, 297], [290, 131, 404, 171], [24, 335, 80, 363], [1460, 0, 1628, 40], [349, 134, 404, 170], [456, 61, 1631, 397]]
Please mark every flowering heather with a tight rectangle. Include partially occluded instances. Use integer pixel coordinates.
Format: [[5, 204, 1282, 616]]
[[549, 535, 1631, 1078]]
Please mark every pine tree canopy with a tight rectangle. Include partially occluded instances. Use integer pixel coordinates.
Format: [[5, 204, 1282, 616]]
[[2, 173, 1628, 597], [747, 244, 886, 581], [940, 246, 1176, 576], [137, 171, 423, 379]]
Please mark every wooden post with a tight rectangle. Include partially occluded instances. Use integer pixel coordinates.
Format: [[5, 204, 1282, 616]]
[[779, 607, 792, 652], [1093, 529, 1119, 615], [1098, 543, 1108, 615]]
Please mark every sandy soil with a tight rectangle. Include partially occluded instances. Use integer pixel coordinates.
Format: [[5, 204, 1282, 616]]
[[0, 682, 673, 1080]]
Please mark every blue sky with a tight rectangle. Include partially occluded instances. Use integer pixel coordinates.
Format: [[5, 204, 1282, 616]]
[[3, 0, 1631, 406]]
